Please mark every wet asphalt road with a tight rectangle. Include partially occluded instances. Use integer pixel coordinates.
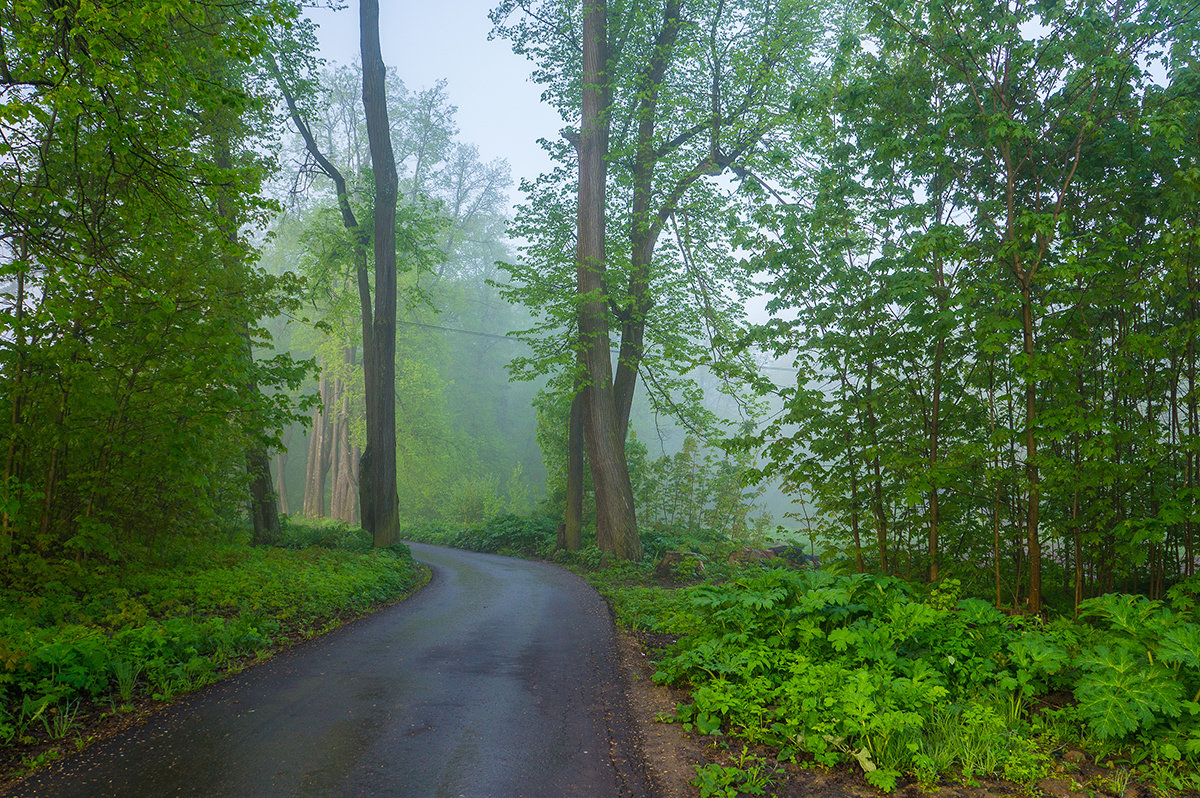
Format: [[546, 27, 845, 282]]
[[7, 543, 654, 798]]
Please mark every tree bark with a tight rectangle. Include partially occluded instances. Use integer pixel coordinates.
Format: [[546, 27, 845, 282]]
[[247, 447, 280, 545], [577, 0, 640, 560], [274, 448, 289, 516], [2, 245, 27, 546], [865, 357, 889, 574], [846, 431, 864, 573], [360, 0, 402, 547], [302, 370, 332, 517], [267, 54, 379, 534], [1021, 283, 1042, 614], [329, 348, 359, 524], [929, 335, 943, 583]]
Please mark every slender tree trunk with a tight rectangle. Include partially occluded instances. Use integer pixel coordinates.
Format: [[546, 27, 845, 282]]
[[577, 0, 640, 560], [330, 348, 358, 524], [929, 336, 943, 583], [847, 432, 864, 573], [275, 448, 289, 516], [1080, 470, 1089, 612], [1021, 284, 1042, 614], [612, 0, 681, 442], [360, 0, 402, 547], [38, 388, 68, 548], [2, 250, 27, 546], [865, 359, 889, 574], [1189, 258, 1198, 577], [994, 482, 1003, 609]]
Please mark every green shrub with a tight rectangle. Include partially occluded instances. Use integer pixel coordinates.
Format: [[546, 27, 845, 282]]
[[399, 520, 457, 546], [651, 570, 1053, 788], [641, 568, 1200, 791], [451, 514, 556, 557], [278, 517, 371, 552]]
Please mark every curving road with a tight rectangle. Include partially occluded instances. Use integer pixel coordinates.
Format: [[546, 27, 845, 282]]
[[8, 543, 655, 798]]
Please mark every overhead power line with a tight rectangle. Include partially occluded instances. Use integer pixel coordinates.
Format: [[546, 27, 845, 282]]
[[396, 319, 799, 374]]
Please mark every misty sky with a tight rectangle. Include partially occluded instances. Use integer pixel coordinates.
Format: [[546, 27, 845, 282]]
[[305, 1, 562, 192]]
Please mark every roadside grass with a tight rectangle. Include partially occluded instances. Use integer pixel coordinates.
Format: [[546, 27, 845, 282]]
[[0, 517, 428, 783]]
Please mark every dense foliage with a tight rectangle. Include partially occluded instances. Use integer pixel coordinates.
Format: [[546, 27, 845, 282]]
[[402, 514, 558, 558], [739, 0, 1200, 613], [0, 0, 312, 556], [622, 566, 1200, 793]]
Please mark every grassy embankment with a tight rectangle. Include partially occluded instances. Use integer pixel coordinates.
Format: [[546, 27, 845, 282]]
[[0, 518, 428, 780]]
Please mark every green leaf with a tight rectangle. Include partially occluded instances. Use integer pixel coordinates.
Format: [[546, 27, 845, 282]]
[[1075, 645, 1184, 740]]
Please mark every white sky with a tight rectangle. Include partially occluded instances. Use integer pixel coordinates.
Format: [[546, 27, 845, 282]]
[[304, 1, 563, 192]]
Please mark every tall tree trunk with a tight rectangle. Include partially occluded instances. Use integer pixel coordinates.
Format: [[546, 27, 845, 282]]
[[847, 431, 864, 573], [330, 348, 358, 524], [303, 370, 333, 517], [38, 389, 68, 548], [2, 245, 27, 547], [576, 0, 640, 560], [360, 0, 402, 547], [1189, 256, 1198, 577], [612, 0, 681, 442], [246, 448, 279, 545], [994, 482, 1003, 609], [214, 122, 279, 544], [268, 54, 378, 535], [929, 335, 943, 583]]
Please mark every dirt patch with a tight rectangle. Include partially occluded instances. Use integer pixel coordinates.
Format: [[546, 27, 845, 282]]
[[614, 628, 708, 797]]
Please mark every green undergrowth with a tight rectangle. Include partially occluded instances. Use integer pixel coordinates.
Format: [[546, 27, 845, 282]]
[[401, 514, 558, 558], [608, 567, 1200, 795], [0, 518, 426, 769]]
